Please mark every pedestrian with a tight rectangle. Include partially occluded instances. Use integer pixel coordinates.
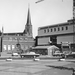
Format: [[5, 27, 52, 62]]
[[33, 56, 36, 61], [72, 68, 75, 75]]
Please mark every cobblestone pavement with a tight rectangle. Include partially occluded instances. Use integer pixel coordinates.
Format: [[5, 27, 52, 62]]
[[0, 59, 73, 75]]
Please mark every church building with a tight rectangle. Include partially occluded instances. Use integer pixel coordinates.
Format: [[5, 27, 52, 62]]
[[0, 7, 35, 53]]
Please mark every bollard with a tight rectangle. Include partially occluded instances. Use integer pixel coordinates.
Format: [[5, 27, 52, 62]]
[[33, 56, 40, 61], [58, 58, 61, 61], [6, 57, 12, 62]]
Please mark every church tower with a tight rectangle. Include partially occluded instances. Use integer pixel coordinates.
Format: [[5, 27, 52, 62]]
[[23, 6, 33, 36]]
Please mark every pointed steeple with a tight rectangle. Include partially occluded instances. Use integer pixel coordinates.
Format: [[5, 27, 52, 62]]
[[23, 4, 33, 37], [26, 4, 32, 25]]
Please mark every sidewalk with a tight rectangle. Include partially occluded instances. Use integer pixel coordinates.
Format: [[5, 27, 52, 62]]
[[0, 56, 74, 75]]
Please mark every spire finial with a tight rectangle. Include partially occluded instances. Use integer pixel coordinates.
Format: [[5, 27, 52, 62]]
[[28, 3, 30, 8], [26, 4, 31, 25]]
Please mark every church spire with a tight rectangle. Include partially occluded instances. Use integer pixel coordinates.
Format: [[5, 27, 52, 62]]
[[24, 4, 33, 36], [26, 4, 32, 25]]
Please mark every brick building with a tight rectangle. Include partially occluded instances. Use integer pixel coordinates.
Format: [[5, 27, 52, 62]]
[[0, 7, 35, 53]]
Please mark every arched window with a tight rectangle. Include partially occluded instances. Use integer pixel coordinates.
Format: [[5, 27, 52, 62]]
[[47, 29, 49, 32], [66, 26, 68, 30], [62, 27, 64, 30], [44, 29, 46, 33], [58, 27, 60, 31], [51, 28, 52, 32], [54, 28, 56, 31]]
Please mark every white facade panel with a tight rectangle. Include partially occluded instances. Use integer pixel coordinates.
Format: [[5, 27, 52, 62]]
[[38, 37, 50, 45], [57, 35, 73, 44]]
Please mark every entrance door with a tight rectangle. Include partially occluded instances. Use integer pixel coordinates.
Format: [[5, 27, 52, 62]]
[[50, 36, 57, 45]]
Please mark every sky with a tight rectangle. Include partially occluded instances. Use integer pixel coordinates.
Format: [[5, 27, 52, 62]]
[[0, 0, 73, 38]]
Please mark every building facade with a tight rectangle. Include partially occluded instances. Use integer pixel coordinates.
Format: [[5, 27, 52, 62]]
[[32, 0, 75, 55], [35, 19, 75, 52], [37, 20, 75, 45], [0, 7, 35, 53], [35, 0, 75, 48]]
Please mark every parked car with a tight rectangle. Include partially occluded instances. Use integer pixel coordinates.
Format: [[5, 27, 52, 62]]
[[53, 51, 64, 57], [12, 53, 19, 56], [65, 52, 75, 58], [20, 52, 40, 58]]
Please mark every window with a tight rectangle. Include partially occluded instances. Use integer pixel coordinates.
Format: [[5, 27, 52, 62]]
[[51, 28, 52, 32], [47, 29, 49, 32], [58, 27, 60, 31], [44, 29, 46, 33], [12, 45, 15, 50], [74, 1, 75, 6], [62, 27, 64, 31], [66, 26, 68, 30], [54, 28, 56, 31], [8, 45, 11, 50], [3, 45, 7, 50]]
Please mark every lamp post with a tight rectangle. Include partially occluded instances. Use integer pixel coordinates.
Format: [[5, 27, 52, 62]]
[[0, 35, 3, 56], [16, 34, 23, 54], [0, 26, 4, 56], [0, 35, 2, 56]]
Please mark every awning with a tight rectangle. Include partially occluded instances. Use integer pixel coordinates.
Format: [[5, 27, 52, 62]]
[[32, 45, 59, 50]]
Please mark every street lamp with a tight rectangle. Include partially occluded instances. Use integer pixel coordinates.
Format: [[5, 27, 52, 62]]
[[0, 26, 4, 56]]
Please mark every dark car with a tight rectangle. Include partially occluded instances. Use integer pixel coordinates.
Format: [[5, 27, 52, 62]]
[[20, 52, 40, 58]]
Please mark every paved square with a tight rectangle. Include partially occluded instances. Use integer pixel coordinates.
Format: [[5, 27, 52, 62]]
[[0, 59, 73, 75]]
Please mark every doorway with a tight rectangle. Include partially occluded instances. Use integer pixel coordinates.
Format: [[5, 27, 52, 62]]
[[50, 36, 57, 45]]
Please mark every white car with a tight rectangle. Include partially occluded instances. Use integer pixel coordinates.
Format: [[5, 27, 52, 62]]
[[12, 53, 19, 56], [53, 51, 64, 56]]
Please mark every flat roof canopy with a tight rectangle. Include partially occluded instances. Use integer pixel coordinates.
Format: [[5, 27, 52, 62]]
[[32, 45, 59, 50]]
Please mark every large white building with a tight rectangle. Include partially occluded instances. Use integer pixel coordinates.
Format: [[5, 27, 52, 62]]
[[37, 19, 75, 45], [34, 19, 75, 56], [33, 0, 75, 55], [36, 0, 75, 47]]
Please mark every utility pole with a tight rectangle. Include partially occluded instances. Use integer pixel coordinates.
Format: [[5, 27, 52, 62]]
[[73, 0, 75, 44], [0, 26, 4, 55]]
